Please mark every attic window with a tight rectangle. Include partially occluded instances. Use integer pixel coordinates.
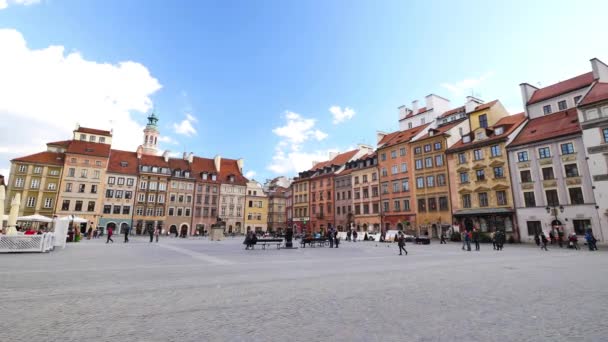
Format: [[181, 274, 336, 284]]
[[202, 173, 208, 180], [120, 161, 128, 167], [229, 175, 235, 182], [85, 148, 94, 152], [211, 174, 217, 181], [184, 171, 190, 178], [494, 126, 504, 135], [463, 135, 471, 143]]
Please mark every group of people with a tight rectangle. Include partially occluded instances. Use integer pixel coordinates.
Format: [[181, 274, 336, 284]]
[[244, 230, 258, 249], [534, 228, 598, 251], [461, 228, 506, 251]]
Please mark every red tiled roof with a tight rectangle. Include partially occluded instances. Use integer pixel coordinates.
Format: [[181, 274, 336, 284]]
[[378, 131, 400, 146], [310, 150, 358, 171], [74, 127, 112, 136], [438, 106, 465, 119], [509, 109, 581, 147], [415, 119, 466, 141], [107, 150, 139, 175], [191, 156, 217, 174], [405, 107, 429, 118], [46, 140, 71, 148], [579, 82, 608, 106], [12, 151, 65, 166], [140, 154, 170, 168], [527, 72, 594, 104], [474, 99, 498, 112], [219, 158, 247, 185], [380, 123, 431, 149], [66, 140, 111, 157], [448, 113, 526, 152], [168, 158, 190, 171]]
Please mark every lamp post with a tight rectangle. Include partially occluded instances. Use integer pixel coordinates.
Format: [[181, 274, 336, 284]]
[[545, 205, 564, 225]]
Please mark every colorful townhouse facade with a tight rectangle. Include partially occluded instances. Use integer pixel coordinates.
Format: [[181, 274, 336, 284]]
[[350, 153, 382, 232], [165, 156, 196, 237], [245, 180, 268, 233], [290, 178, 309, 234], [218, 158, 247, 234], [333, 167, 353, 231], [191, 156, 220, 236], [99, 150, 138, 234]]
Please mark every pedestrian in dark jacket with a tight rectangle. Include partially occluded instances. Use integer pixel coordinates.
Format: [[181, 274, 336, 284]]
[[549, 229, 555, 245], [352, 230, 358, 242], [124, 226, 130, 243], [557, 228, 564, 248], [440, 231, 447, 244], [534, 233, 540, 246], [585, 229, 598, 251], [540, 232, 548, 251], [398, 233, 408, 255], [346, 230, 351, 241], [148, 226, 154, 243], [495, 230, 505, 251], [472, 228, 480, 251], [464, 230, 471, 251], [334, 231, 340, 248], [328, 228, 335, 248]]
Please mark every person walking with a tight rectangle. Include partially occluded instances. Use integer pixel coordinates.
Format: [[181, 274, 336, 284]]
[[124, 225, 130, 243], [472, 228, 480, 251], [557, 228, 564, 248], [585, 229, 598, 251], [568, 233, 579, 250], [328, 229, 334, 248], [549, 229, 555, 245], [440, 231, 447, 244], [491, 231, 497, 250], [155, 226, 160, 243], [148, 226, 154, 243], [352, 230, 358, 242], [87, 227, 93, 240], [398, 232, 408, 255], [540, 232, 548, 251], [464, 230, 471, 252], [106, 226, 114, 244], [462, 231, 467, 250], [334, 230, 339, 248], [534, 232, 541, 246], [495, 230, 505, 251]]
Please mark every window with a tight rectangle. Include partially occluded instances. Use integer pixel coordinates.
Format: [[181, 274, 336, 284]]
[[403, 200, 410, 211], [136, 207, 144, 216], [391, 182, 399, 193], [48, 169, 59, 176], [31, 178, 40, 188], [393, 200, 401, 212], [18, 164, 27, 173], [414, 147, 421, 155], [517, 151, 529, 162], [33, 166, 42, 174], [123, 206, 131, 215], [437, 174, 446, 186], [425, 157, 433, 168], [574, 95, 582, 104], [96, 161, 102, 167], [524, 192, 536, 207], [408, 122, 413, 129], [426, 176, 434, 187], [64, 182, 72, 192], [543, 105, 552, 114], [114, 190, 122, 198], [158, 194, 165, 203], [26, 196, 36, 207], [137, 193, 145, 202], [418, 199, 426, 212], [149, 182, 157, 191], [44, 198, 53, 208], [527, 221, 542, 236], [433, 142, 441, 151], [439, 197, 448, 211], [113, 205, 121, 214], [416, 177, 424, 189], [390, 165, 397, 174], [520, 170, 532, 183], [87, 201, 95, 212], [458, 153, 466, 164], [538, 147, 551, 159], [381, 167, 388, 176], [62, 200, 70, 211], [381, 153, 386, 161], [140, 181, 147, 190], [573, 219, 590, 235], [80, 134, 86, 140], [546, 189, 559, 206], [558, 100, 567, 111], [400, 147, 406, 156], [91, 185, 97, 194], [75, 201, 83, 211], [78, 184, 86, 193], [492, 190, 506, 205], [127, 178, 134, 186], [435, 155, 444, 166], [473, 149, 483, 160], [428, 198, 437, 211], [362, 175, 368, 183], [564, 164, 579, 177], [479, 114, 488, 128], [185, 208, 191, 217], [478, 193, 488, 207], [80, 169, 87, 178], [415, 160, 423, 170], [108, 177, 116, 185], [462, 194, 471, 208], [68, 168, 75, 177], [542, 167, 554, 180], [424, 144, 431, 152], [560, 143, 574, 155], [569, 187, 584, 204], [93, 170, 100, 179], [146, 207, 154, 216], [177, 208, 183, 216], [158, 182, 166, 191], [401, 179, 409, 192], [493, 167, 504, 178], [168, 207, 175, 216], [372, 172, 377, 181], [400, 163, 407, 172], [391, 150, 397, 159], [476, 169, 485, 181], [372, 186, 379, 197], [460, 172, 469, 183], [103, 205, 111, 214], [603, 128, 608, 143], [490, 145, 501, 157], [14, 177, 24, 188]]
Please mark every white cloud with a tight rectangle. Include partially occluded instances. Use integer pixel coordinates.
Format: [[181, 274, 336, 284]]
[[0, 0, 40, 10], [441, 72, 495, 97], [329, 106, 355, 124], [173, 113, 197, 136], [268, 111, 333, 175], [245, 170, 256, 179], [0, 29, 162, 173], [158, 135, 179, 145]]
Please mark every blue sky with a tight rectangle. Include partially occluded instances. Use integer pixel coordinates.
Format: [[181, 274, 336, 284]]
[[1, 0, 607, 181]]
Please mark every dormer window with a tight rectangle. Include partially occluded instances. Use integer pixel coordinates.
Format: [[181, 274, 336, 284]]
[[99, 137, 106, 144], [463, 135, 471, 143], [120, 161, 128, 167], [476, 131, 485, 140], [211, 174, 217, 181], [202, 173, 208, 180], [142, 166, 150, 172], [174, 170, 180, 177], [494, 126, 504, 135], [85, 148, 93, 152], [229, 175, 235, 182], [184, 171, 190, 178], [80, 134, 86, 141], [152, 167, 158, 173], [89, 136, 96, 142]]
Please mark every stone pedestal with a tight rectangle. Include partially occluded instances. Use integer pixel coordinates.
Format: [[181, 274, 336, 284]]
[[209, 227, 224, 241]]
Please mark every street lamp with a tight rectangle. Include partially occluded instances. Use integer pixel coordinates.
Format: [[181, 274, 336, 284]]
[[545, 205, 565, 224]]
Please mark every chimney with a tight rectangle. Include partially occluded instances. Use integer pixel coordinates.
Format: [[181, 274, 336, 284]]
[[426, 94, 451, 114], [357, 144, 373, 155], [187, 152, 194, 163], [590, 58, 608, 82], [519, 83, 538, 117], [183, 152, 187, 160], [237, 158, 244, 173], [214, 155, 221, 172], [376, 131, 387, 144], [411, 100, 419, 114], [163, 150, 170, 162], [465, 96, 483, 113], [398, 105, 407, 120], [136, 146, 143, 159]]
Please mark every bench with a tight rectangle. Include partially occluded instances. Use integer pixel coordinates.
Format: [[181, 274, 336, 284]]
[[250, 239, 283, 250], [300, 238, 329, 248]]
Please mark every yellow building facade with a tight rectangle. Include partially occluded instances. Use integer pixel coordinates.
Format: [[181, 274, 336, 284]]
[[291, 179, 309, 233], [245, 180, 268, 233]]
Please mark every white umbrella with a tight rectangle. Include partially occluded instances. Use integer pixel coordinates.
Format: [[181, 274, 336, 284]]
[[58, 215, 88, 223], [6, 193, 20, 235], [17, 214, 53, 223]]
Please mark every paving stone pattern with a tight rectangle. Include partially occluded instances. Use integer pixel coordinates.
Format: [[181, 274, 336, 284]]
[[1, 237, 607, 342]]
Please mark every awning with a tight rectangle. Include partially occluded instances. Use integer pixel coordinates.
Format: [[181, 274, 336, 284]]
[[453, 208, 514, 216]]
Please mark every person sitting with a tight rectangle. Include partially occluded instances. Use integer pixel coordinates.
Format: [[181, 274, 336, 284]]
[[24, 228, 37, 235]]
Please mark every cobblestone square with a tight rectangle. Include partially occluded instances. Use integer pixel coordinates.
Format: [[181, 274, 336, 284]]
[[1, 238, 607, 342]]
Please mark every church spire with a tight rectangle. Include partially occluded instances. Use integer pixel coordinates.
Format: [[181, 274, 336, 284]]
[[142, 109, 160, 155]]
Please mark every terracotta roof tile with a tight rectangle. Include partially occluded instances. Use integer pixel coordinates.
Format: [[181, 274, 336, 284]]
[[405, 107, 429, 118], [380, 123, 431, 148], [310, 150, 359, 171], [12, 151, 65, 166], [528, 72, 594, 104], [191, 156, 217, 175], [46, 140, 71, 147], [219, 158, 247, 185], [74, 127, 112, 136], [415, 119, 466, 141], [579, 82, 608, 106], [474, 99, 498, 112], [107, 150, 139, 175], [438, 106, 465, 119], [140, 154, 170, 168], [168, 158, 191, 171], [509, 109, 580, 147], [447, 113, 526, 152], [66, 140, 111, 157]]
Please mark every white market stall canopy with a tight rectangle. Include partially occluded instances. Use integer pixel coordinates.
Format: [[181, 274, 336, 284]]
[[16, 214, 53, 223]]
